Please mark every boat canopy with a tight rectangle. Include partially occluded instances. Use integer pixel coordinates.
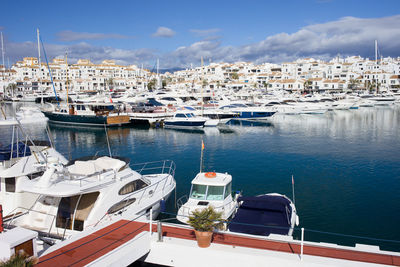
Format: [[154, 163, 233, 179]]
[[228, 195, 293, 236]]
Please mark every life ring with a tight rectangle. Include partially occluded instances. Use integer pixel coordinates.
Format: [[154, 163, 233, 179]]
[[204, 172, 216, 178]]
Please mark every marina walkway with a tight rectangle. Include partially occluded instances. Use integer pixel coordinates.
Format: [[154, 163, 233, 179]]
[[37, 219, 400, 266], [37, 220, 149, 266]]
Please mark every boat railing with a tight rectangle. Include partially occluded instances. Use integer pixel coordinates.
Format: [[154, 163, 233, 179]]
[[66, 168, 119, 187], [159, 210, 400, 254], [5, 206, 59, 238], [176, 195, 188, 210], [177, 197, 234, 217], [131, 160, 176, 178]]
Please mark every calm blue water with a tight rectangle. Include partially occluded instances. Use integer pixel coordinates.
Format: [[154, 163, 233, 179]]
[[1, 103, 400, 251]]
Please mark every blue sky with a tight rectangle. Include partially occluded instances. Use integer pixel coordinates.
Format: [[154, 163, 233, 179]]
[[1, 0, 400, 68]]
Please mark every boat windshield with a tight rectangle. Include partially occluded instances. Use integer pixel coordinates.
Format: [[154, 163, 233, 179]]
[[190, 184, 225, 201], [190, 184, 207, 199], [206, 186, 224, 200]]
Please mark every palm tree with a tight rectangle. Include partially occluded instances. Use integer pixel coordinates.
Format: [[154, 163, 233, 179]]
[[231, 72, 239, 80], [6, 83, 17, 97], [105, 78, 114, 91], [348, 79, 360, 91], [303, 79, 312, 93]]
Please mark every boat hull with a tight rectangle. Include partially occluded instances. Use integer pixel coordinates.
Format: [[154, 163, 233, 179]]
[[164, 120, 205, 129], [43, 111, 130, 127], [233, 111, 276, 120]]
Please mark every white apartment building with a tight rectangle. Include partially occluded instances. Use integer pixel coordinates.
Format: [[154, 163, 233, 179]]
[[2, 55, 400, 98]]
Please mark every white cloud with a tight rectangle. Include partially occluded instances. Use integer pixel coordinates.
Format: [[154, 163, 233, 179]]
[[4, 15, 400, 69], [152, 27, 176, 38], [167, 15, 400, 66], [190, 28, 221, 37], [57, 30, 130, 42], [4, 40, 155, 67]]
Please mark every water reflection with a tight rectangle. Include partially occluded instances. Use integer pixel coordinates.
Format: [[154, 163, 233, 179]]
[[1, 103, 400, 250]]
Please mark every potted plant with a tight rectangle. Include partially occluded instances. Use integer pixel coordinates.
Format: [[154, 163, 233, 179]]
[[187, 206, 224, 248]]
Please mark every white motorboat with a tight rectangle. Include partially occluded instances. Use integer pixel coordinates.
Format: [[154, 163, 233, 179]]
[[219, 103, 276, 120], [177, 172, 238, 224], [0, 106, 48, 126], [4, 156, 176, 256], [164, 111, 206, 129]]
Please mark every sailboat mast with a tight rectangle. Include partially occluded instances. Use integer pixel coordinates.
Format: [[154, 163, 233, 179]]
[[37, 29, 43, 103], [1, 32, 5, 95], [1, 32, 5, 71], [65, 51, 69, 108], [201, 56, 204, 116], [375, 40, 378, 94]]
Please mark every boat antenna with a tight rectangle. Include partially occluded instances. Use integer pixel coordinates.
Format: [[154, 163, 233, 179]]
[[199, 139, 205, 172], [104, 123, 112, 157], [291, 174, 296, 205]]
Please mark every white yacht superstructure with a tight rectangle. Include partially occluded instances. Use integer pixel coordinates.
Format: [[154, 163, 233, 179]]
[[4, 156, 176, 256]]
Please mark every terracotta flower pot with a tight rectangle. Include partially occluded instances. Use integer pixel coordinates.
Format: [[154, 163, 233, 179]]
[[194, 230, 213, 248]]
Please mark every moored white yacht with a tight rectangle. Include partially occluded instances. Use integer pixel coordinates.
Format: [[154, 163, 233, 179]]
[[177, 172, 238, 224], [3, 155, 176, 256], [219, 103, 276, 120], [164, 111, 207, 129]]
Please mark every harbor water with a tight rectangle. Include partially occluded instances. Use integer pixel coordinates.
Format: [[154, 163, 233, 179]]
[[1, 103, 400, 252]]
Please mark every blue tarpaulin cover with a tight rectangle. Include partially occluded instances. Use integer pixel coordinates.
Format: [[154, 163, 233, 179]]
[[0, 142, 31, 161], [228, 195, 292, 236]]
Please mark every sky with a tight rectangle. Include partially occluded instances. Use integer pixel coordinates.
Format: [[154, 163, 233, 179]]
[[1, 0, 400, 69]]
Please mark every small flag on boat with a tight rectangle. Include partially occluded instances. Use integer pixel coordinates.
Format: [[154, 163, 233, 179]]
[[201, 140, 205, 150]]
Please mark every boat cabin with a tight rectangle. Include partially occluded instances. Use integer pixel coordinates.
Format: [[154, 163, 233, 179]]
[[189, 172, 232, 202], [174, 112, 196, 119], [177, 172, 237, 224]]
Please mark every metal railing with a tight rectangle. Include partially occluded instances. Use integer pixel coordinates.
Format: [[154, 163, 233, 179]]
[[5, 206, 59, 238], [159, 210, 400, 254], [131, 160, 176, 178]]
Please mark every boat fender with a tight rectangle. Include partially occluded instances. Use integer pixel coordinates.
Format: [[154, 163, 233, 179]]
[[160, 199, 166, 213], [74, 111, 77, 115], [204, 172, 216, 178]]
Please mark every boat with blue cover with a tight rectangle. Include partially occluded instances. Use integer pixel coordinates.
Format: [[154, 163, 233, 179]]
[[228, 193, 299, 236]]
